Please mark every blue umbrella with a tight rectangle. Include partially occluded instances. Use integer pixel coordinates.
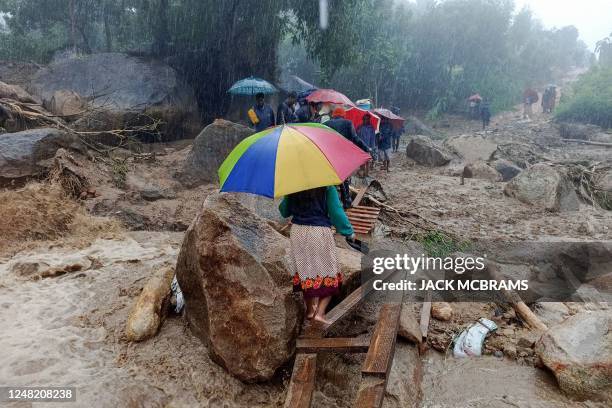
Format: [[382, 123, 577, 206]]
[[228, 76, 278, 96]]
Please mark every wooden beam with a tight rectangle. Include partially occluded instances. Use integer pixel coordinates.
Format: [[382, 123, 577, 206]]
[[362, 304, 402, 377], [419, 291, 432, 340], [352, 186, 369, 207], [296, 337, 370, 354], [487, 262, 548, 331], [284, 353, 317, 408], [354, 376, 386, 408]]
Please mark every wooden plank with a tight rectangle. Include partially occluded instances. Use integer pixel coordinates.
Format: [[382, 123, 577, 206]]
[[284, 353, 317, 408], [350, 207, 380, 215], [354, 377, 386, 408], [348, 217, 375, 225], [361, 304, 402, 377], [420, 291, 432, 339], [350, 222, 372, 228], [347, 214, 379, 222], [303, 268, 398, 338], [353, 206, 380, 214], [296, 337, 370, 354], [352, 186, 369, 207]]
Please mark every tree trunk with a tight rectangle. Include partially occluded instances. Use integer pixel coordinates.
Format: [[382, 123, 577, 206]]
[[153, 0, 170, 56], [103, 2, 112, 52]]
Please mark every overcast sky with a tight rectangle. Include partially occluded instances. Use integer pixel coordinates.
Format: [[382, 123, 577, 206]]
[[514, 0, 611, 50]]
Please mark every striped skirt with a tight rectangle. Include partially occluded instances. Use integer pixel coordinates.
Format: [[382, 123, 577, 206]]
[[290, 224, 342, 299]]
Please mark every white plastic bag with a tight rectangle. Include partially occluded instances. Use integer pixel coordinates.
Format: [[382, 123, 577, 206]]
[[453, 318, 497, 358], [171, 275, 185, 314]]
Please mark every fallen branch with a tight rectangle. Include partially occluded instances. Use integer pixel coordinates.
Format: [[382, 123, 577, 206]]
[[488, 262, 548, 332], [561, 138, 612, 147]]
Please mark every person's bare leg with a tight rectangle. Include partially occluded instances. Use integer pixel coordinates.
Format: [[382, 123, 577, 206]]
[[313, 296, 333, 324], [306, 296, 319, 319]]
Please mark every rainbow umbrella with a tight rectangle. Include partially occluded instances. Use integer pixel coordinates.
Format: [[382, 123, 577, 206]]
[[219, 123, 371, 198]]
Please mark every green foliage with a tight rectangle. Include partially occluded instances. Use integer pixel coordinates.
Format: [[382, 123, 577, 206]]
[[0, 0, 594, 121], [556, 65, 612, 128], [418, 231, 470, 258]]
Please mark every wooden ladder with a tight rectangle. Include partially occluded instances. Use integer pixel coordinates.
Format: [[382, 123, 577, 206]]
[[284, 269, 402, 408]]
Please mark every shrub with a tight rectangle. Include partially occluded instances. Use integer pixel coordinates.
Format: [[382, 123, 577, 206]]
[[555, 66, 612, 128]]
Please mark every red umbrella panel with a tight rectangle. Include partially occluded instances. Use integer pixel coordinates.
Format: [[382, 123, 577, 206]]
[[373, 108, 405, 130], [345, 107, 380, 133], [306, 88, 355, 106]]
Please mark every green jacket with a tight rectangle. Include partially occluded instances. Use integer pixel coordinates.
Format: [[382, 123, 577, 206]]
[[279, 186, 354, 236]]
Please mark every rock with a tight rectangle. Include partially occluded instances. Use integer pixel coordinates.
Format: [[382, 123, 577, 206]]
[[462, 161, 501, 182], [492, 159, 522, 181], [589, 272, 612, 293], [534, 302, 571, 326], [398, 305, 422, 344], [177, 119, 253, 187], [125, 267, 174, 342], [45, 89, 85, 118], [0, 128, 85, 181], [175, 193, 302, 382], [493, 142, 543, 169], [0, 80, 37, 103], [444, 135, 497, 162], [517, 332, 539, 349], [558, 122, 601, 141], [406, 115, 439, 137], [405, 135, 451, 167], [503, 164, 580, 212], [234, 193, 286, 224], [10, 254, 92, 280], [383, 342, 422, 408], [535, 311, 612, 401], [431, 302, 453, 321], [504, 345, 517, 359], [140, 187, 176, 201], [0, 61, 40, 88], [28, 53, 200, 139]]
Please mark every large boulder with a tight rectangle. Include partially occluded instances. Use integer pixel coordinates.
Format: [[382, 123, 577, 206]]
[[444, 135, 497, 162], [175, 193, 302, 382], [125, 267, 174, 342], [535, 311, 612, 401], [45, 90, 85, 118], [0, 128, 85, 182], [558, 122, 601, 141], [462, 160, 501, 182], [492, 159, 522, 182], [0, 80, 37, 103], [176, 119, 253, 187], [28, 53, 200, 139], [503, 164, 580, 212], [406, 135, 451, 167]]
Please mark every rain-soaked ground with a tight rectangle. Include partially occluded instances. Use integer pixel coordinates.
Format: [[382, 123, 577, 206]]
[[1, 103, 610, 407]]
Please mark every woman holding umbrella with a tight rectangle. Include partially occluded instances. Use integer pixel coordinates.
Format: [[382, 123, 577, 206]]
[[218, 123, 370, 324], [280, 186, 354, 323]]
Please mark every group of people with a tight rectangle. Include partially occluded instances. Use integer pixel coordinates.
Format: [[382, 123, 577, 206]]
[[249, 92, 403, 179], [523, 86, 557, 118], [246, 91, 404, 324]]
